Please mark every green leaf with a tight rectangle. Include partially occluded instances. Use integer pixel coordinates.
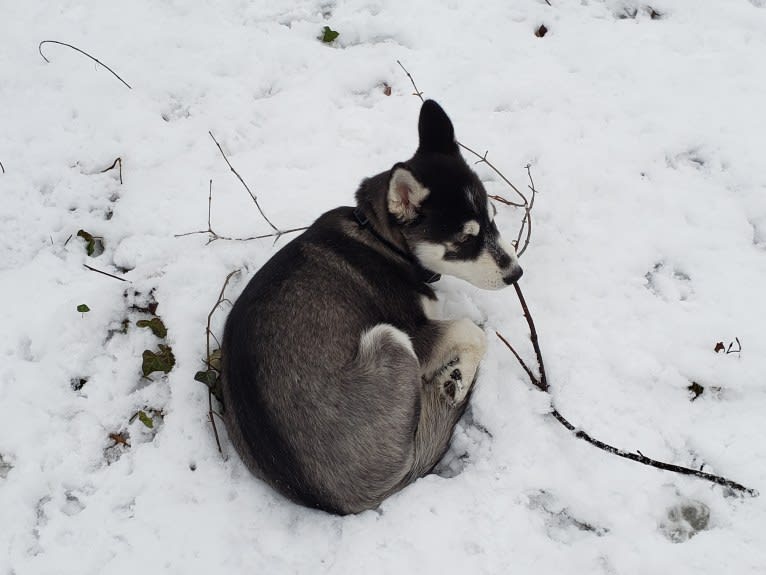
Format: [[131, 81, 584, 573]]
[[208, 348, 222, 372], [77, 304, 90, 313], [136, 317, 167, 339], [194, 370, 219, 388], [142, 344, 176, 376], [137, 410, 154, 429], [319, 25, 339, 43], [76, 229, 104, 257]]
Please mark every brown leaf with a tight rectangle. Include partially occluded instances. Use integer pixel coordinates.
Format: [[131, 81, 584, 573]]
[[714, 342, 725, 353], [383, 83, 392, 96], [108, 432, 130, 447], [535, 24, 548, 38]]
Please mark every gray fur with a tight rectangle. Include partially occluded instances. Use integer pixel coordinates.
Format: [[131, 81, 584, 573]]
[[221, 100, 520, 514]]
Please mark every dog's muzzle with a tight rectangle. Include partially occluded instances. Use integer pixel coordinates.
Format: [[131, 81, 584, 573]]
[[502, 266, 523, 285]]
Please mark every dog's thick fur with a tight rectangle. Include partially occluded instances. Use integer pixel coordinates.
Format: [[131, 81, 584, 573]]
[[222, 101, 522, 514]]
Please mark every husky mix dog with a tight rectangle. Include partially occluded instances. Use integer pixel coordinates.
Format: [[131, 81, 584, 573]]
[[222, 100, 522, 515]]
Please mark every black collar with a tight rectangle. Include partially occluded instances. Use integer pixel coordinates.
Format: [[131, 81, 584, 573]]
[[353, 208, 441, 284]]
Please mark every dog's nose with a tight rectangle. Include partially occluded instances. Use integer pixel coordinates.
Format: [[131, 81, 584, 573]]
[[503, 266, 523, 285]]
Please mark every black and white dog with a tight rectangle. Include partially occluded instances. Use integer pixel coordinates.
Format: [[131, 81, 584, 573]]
[[222, 101, 522, 514]]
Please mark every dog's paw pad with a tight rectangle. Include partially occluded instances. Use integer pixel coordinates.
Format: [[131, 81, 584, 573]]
[[440, 368, 466, 406]]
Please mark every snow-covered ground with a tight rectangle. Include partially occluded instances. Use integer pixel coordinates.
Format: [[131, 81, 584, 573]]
[[2, 0, 766, 573]]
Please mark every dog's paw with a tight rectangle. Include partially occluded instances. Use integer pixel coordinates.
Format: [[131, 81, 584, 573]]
[[440, 365, 467, 406], [422, 319, 487, 406], [435, 356, 482, 407]]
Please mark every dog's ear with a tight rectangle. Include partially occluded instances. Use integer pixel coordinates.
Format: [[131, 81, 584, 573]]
[[387, 165, 429, 222], [418, 100, 458, 155]]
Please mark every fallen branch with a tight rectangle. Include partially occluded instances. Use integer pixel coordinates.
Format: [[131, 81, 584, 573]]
[[38, 40, 132, 89], [496, 285, 758, 497], [174, 180, 307, 244], [208, 131, 280, 233], [100, 157, 123, 184]]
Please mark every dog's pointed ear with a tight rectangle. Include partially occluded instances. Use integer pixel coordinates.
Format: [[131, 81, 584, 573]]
[[387, 165, 429, 222], [418, 100, 458, 155]]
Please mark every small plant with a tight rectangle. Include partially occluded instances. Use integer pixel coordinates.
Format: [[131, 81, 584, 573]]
[[136, 317, 167, 338], [141, 344, 176, 377], [77, 303, 90, 314], [76, 229, 104, 257], [319, 26, 340, 43]]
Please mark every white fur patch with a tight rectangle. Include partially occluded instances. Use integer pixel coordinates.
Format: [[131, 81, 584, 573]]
[[465, 188, 477, 210], [487, 198, 496, 221], [388, 168, 430, 222], [414, 241, 520, 290], [463, 220, 480, 237], [420, 295, 442, 320], [435, 319, 487, 404], [359, 323, 417, 359]]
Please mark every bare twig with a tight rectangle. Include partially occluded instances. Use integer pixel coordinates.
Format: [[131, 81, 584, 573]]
[[496, 284, 758, 497], [512, 283, 548, 391], [495, 331, 537, 384], [726, 337, 742, 355], [83, 263, 130, 283], [549, 409, 758, 496], [515, 164, 539, 257], [0, 160, 4, 174], [204, 269, 240, 455], [208, 131, 280, 233], [544, 0, 552, 6], [396, 60, 424, 100], [175, 180, 307, 244], [459, 144, 529, 207], [38, 40, 132, 89], [100, 157, 123, 184]]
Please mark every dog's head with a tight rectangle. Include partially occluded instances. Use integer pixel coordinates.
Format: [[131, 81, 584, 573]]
[[388, 100, 523, 290]]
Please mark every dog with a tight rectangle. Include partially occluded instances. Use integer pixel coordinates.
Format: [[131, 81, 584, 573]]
[[222, 100, 522, 514]]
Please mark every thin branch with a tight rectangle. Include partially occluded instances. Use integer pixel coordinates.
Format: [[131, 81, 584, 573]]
[[549, 409, 758, 497], [100, 157, 123, 184], [459, 144, 528, 207], [496, 284, 758, 497], [175, 180, 307, 244], [206, 270, 239, 361], [396, 60, 425, 100], [208, 131, 280, 233], [725, 337, 742, 355], [512, 283, 548, 391], [83, 264, 130, 283], [515, 164, 539, 257], [0, 160, 4, 174], [544, 0, 552, 6], [38, 40, 132, 89], [495, 331, 537, 384], [204, 269, 240, 455]]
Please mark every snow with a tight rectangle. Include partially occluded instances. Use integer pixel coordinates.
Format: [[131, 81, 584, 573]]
[[2, 0, 766, 572]]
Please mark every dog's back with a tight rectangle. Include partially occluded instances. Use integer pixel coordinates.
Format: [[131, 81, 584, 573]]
[[223, 208, 435, 513]]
